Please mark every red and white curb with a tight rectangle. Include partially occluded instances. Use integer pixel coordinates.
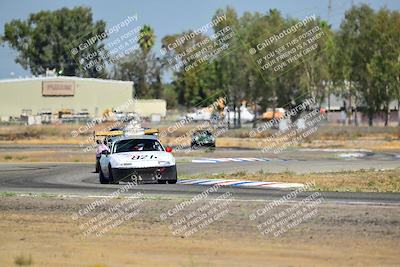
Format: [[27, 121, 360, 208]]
[[177, 179, 304, 189]]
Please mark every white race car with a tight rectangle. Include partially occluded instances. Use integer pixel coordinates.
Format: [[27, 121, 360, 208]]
[[98, 135, 177, 184]]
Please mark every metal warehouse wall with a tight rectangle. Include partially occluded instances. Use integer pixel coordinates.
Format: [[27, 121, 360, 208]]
[[132, 99, 167, 117], [0, 77, 134, 117]]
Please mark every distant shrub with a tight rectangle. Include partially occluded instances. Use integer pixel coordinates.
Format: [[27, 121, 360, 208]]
[[14, 254, 33, 266]]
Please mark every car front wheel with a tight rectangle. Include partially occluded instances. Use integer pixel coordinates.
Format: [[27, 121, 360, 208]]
[[108, 165, 119, 184], [99, 168, 109, 184], [95, 158, 100, 173]]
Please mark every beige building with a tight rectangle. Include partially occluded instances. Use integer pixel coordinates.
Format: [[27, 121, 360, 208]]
[[0, 76, 166, 119], [131, 99, 167, 117]]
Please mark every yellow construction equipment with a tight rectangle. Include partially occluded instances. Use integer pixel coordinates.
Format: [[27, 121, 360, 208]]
[[93, 128, 159, 139]]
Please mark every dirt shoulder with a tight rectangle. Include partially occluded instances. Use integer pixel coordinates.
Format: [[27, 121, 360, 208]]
[[0, 196, 399, 267]]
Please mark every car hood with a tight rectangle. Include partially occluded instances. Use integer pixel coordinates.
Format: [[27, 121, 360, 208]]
[[109, 151, 175, 168]]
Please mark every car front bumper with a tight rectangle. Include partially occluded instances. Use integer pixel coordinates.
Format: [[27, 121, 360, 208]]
[[111, 165, 177, 183], [191, 141, 215, 147]]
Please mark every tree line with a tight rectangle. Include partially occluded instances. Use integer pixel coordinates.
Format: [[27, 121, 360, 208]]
[[1, 4, 399, 126]]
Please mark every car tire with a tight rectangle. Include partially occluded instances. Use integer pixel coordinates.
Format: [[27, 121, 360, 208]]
[[99, 168, 109, 184], [95, 159, 100, 173], [108, 165, 119, 184], [167, 170, 178, 184]]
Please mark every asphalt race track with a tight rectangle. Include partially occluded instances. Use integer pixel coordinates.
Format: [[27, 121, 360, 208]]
[[0, 159, 400, 204]]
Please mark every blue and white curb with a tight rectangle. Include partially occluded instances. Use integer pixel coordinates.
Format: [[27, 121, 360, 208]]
[[191, 157, 289, 163], [178, 179, 304, 189], [337, 152, 367, 159]]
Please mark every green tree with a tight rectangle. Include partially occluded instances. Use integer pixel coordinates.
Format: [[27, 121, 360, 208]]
[[139, 25, 155, 53], [337, 4, 379, 126], [212, 6, 244, 127], [136, 25, 156, 97], [112, 24, 164, 99], [161, 30, 212, 107], [368, 8, 400, 126], [163, 84, 178, 109], [159, 3, 399, 128], [2, 6, 107, 77]]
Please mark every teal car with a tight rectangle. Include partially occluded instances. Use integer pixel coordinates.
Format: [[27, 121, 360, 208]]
[[191, 130, 216, 149]]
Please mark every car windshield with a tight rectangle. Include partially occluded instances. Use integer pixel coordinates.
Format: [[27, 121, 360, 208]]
[[194, 131, 212, 137], [114, 139, 164, 153]]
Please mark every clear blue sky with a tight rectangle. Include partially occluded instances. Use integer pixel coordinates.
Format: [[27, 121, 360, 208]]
[[0, 0, 399, 79]]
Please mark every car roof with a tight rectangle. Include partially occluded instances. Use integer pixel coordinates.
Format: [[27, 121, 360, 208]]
[[194, 130, 212, 134]]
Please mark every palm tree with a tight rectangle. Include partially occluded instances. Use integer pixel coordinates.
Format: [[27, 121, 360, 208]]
[[138, 25, 155, 54], [134, 25, 156, 97]]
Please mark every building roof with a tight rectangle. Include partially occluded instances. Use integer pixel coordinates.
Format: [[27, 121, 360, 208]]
[[0, 76, 133, 85]]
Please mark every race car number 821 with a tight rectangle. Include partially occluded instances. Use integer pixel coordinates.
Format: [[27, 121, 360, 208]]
[[131, 155, 157, 160]]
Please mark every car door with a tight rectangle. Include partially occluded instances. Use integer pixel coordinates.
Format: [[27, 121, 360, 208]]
[[99, 142, 113, 177]]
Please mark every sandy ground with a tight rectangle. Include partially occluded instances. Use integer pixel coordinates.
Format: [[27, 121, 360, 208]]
[[0, 196, 399, 267], [1, 138, 399, 151]]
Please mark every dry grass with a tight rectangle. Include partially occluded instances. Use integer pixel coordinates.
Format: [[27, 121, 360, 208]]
[[0, 124, 398, 151], [160, 124, 399, 139], [300, 140, 400, 150], [1, 124, 398, 140], [163, 137, 400, 151], [14, 254, 33, 266], [185, 168, 400, 192], [0, 151, 93, 163], [0, 124, 77, 140], [0, 122, 121, 143]]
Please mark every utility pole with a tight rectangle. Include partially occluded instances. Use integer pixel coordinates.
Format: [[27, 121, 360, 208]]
[[328, 0, 332, 17]]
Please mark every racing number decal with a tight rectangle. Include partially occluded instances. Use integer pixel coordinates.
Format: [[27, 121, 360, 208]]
[[131, 155, 157, 160]]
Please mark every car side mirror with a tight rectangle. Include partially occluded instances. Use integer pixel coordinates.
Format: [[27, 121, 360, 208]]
[[165, 146, 173, 153]]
